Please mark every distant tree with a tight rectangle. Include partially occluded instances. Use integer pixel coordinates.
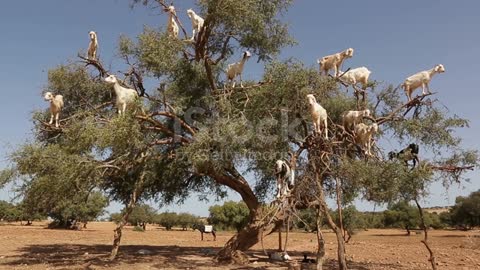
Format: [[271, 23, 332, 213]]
[[439, 211, 453, 227], [127, 204, 157, 230], [111, 204, 157, 230], [334, 206, 366, 242], [424, 212, 446, 229], [208, 201, 249, 232], [177, 212, 199, 230], [383, 201, 420, 235], [158, 212, 178, 230], [450, 190, 480, 230], [110, 213, 122, 224], [295, 208, 317, 232], [0, 201, 19, 222], [46, 191, 108, 229]]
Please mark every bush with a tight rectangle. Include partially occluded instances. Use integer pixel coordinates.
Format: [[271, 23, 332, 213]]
[[450, 190, 480, 230], [157, 212, 178, 230], [208, 201, 249, 232], [133, 225, 145, 232]]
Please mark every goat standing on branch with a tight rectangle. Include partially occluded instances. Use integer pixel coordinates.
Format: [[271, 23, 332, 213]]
[[354, 123, 378, 155], [87, 31, 98, 61], [274, 160, 295, 199], [318, 48, 354, 77], [342, 109, 370, 132], [187, 8, 204, 41], [389, 143, 420, 168], [226, 51, 251, 88], [44, 92, 64, 128], [166, 5, 179, 38], [104, 74, 138, 115], [402, 64, 445, 102], [339, 66, 372, 102], [306, 94, 328, 139]]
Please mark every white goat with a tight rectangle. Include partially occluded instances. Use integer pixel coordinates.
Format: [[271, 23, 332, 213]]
[[317, 48, 354, 77], [87, 31, 98, 60], [339, 67, 371, 89], [354, 123, 379, 155], [187, 9, 204, 41], [104, 74, 138, 115], [226, 51, 251, 88], [166, 5, 179, 38], [44, 92, 64, 128], [342, 109, 370, 131], [274, 160, 295, 199], [306, 94, 328, 139], [402, 64, 445, 102]]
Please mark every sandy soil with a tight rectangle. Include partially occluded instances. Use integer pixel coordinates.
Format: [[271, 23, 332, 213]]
[[0, 221, 479, 270]]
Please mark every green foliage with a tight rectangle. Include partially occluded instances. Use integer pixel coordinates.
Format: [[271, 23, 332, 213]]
[[295, 208, 317, 232], [449, 190, 480, 229], [335, 205, 367, 234], [177, 212, 199, 230], [127, 203, 157, 227], [110, 212, 122, 224], [133, 225, 145, 232], [383, 201, 420, 234], [439, 211, 453, 227], [46, 191, 108, 228], [120, 27, 186, 78], [157, 212, 178, 230], [208, 201, 249, 231], [0, 201, 21, 222]]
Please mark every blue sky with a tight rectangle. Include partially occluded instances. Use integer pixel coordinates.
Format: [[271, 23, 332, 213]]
[[1, 1, 479, 216]]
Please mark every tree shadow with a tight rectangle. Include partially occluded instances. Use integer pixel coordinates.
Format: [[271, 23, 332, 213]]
[[247, 250, 403, 270], [370, 233, 413, 237], [2, 244, 409, 269], [1, 244, 222, 269], [437, 234, 479, 238]]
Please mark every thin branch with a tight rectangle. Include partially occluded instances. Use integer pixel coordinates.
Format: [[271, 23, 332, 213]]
[[78, 54, 108, 77], [155, 0, 189, 39], [375, 93, 435, 125]]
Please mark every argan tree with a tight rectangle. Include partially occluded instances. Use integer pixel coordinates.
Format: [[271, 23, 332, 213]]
[[1, 1, 477, 269]]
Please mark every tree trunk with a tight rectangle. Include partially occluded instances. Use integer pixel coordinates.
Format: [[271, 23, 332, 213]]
[[316, 172, 348, 270], [316, 207, 326, 270], [110, 171, 146, 260], [323, 206, 348, 270], [335, 177, 345, 240], [216, 206, 275, 261], [210, 166, 278, 261], [414, 199, 438, 270]]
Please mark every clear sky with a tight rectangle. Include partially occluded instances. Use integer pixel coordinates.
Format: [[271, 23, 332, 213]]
[[1, 1, 479, 217]]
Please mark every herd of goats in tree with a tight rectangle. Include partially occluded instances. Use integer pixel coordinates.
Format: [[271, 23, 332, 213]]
[[34, 3, 480, 269], [43, 5, 445, 202]]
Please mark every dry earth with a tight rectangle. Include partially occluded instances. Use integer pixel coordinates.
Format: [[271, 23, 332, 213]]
[[0, 222, 479, 270]]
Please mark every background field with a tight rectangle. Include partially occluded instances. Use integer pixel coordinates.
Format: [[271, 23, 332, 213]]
[[0, 222, 478, 270]]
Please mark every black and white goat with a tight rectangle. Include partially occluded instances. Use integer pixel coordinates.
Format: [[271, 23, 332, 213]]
[[388, 143, 420, 168], [274, 160, 295, 199]]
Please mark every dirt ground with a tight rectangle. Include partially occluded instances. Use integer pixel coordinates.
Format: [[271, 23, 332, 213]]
[[0, 222, 479, 270]]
